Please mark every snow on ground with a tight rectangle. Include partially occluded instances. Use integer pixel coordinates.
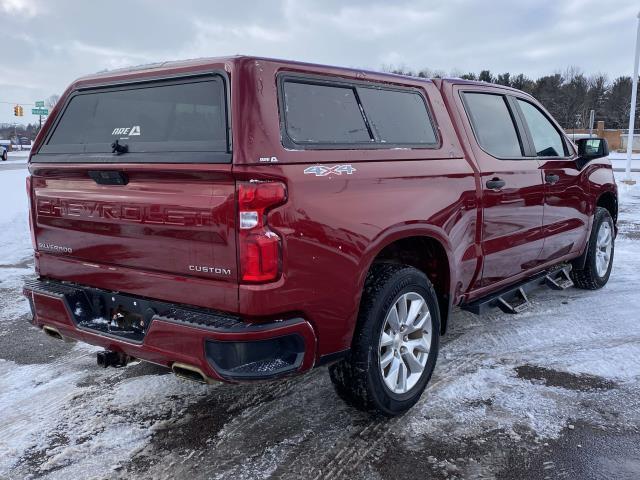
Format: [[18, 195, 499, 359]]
[[0, 168, 31, 326], [0, 348, 213, 477], [0, 168, 28, 224], [0, 164, 639, 479], [608, 151, 640, 172], [3, 149, 30, 164]]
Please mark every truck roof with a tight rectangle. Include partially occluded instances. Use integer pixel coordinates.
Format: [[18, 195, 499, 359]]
[[73, 55, 440, 86], [72, 55, 526, 97]]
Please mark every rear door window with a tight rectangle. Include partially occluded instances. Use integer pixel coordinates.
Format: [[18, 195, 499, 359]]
[[281, 78, 438, 148], [40, 76, 228, 157], [463, 92, 523, 158]]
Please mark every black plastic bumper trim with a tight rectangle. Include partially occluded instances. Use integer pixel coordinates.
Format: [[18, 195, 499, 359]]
[[316, 349, 350, 367], [205, 334, 305, 380]]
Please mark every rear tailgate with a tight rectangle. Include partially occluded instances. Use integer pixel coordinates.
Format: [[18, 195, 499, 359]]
[[29, 73, 239, 312]]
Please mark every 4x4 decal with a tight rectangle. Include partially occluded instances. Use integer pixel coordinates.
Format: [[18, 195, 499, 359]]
[[304, 165, 357, 177]]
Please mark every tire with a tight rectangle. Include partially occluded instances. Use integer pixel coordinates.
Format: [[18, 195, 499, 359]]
[[1, 151, 6, 161], [571, 207, 615, 290], [329, 263, 440, 416]]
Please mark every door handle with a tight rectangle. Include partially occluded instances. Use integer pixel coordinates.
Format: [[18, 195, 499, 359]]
[[485, 177, 506, 190], [545, 173, 560, 185]]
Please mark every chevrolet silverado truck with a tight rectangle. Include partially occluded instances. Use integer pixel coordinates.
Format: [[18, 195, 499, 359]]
[[23, 56, 617, 416]]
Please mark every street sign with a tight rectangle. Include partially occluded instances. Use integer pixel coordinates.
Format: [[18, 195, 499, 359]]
[[32, 108, 49, 115], [35, 100, 45, 108]]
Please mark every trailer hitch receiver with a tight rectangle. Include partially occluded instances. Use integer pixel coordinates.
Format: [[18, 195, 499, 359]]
[[96, 350, 132, 368]]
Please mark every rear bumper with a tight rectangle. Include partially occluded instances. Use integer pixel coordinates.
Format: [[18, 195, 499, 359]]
[[23, 278, 317, 382]]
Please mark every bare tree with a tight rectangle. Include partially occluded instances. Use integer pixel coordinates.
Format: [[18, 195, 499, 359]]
[[45, 94, 60, 110]]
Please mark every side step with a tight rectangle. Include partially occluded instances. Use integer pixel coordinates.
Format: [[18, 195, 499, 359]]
[[462, 264, 573, 315], [545, 267, 574, 290]]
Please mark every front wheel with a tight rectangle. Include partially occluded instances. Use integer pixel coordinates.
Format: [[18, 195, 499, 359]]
[[329, 264, 440, 416], [572, 207, 615, 289], [1, 150, 6, 161]]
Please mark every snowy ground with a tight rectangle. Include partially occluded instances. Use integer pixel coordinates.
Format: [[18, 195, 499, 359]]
[[1, 161, 639, 479], [608, 151, 640, 172], [3, 149, 30, 162], [1, 150, 30, 173]]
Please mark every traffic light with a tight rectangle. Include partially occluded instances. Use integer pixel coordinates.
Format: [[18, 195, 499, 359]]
[[18, 106, 23, 116], [14, 105, 19, 116]]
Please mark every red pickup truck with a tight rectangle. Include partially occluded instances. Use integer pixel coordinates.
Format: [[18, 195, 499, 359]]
[[23, 56, 617, 415]]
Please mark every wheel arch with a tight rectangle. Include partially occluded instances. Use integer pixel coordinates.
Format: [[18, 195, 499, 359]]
[[357, 227, 455, 336], [573, 187, 618, 271], [596, 189, 618, 225]]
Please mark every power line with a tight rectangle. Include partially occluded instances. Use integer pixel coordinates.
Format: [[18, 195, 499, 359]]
[[0, 101, 37, 106]]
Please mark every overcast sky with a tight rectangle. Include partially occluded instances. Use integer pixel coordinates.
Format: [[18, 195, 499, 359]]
[[1, 0, 639, 124]]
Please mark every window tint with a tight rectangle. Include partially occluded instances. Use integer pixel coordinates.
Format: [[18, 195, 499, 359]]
[[357, 88, 437, 144], [283, 82, 371, 143], [463, 93, 522, 157], [517, 99, 566, 157], [45, 77, 227, 153]]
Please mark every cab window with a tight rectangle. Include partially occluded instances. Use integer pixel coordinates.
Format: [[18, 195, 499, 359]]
[[517, 99, 567, 157]]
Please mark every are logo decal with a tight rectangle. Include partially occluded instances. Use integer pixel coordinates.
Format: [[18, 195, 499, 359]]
[[304, 165, 357, 177], [111, 125, 141, 136]]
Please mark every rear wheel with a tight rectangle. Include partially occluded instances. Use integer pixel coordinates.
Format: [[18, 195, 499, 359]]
[[329, 264, 440, 416], [572, 207, 615, 289], [1, 150, 6, 161]]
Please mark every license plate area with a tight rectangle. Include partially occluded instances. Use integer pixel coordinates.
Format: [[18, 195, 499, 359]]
[[107, 304, 145, 335], [71, 290, 157, 342], [25, 279, 246, 343]]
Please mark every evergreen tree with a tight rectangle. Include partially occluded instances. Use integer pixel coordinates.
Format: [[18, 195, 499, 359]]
[[478, 70, 494, 83], [604, 76, 640, 129], [511, 74, 535, 94], [532, 74, 564, 122], [496, 73, 511, 87], [380, 65, 640, 130]]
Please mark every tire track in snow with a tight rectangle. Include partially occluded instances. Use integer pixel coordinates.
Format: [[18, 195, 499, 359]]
[[294, 353, 489, 480]]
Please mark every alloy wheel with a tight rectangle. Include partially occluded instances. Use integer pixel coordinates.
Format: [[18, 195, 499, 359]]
[[379, 292, 432, 394], [595, 221, 613, 277]]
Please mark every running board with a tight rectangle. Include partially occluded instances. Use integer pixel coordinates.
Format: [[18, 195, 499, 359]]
[[544, 266, 574, 290], [462, 264, 573, 315]]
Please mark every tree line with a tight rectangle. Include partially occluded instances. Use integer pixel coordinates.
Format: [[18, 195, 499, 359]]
[[384, 66, 639, 131], [0, 123, 39, 143]]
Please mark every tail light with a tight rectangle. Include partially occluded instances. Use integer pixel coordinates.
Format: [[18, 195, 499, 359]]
[[237, 181, 287, 283], [26, 175, 37, 250]]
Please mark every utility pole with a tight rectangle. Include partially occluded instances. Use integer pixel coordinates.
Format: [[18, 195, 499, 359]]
[[623, 10, 640, 185]]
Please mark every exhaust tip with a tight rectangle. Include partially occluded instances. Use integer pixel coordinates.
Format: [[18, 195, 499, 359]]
[[96, 350, 131, 368], [42, 325, 64, 341], [172, 362, 214, 384]]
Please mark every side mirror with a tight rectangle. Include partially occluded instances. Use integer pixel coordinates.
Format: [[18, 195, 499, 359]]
[[575, 137, 609, 169]]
